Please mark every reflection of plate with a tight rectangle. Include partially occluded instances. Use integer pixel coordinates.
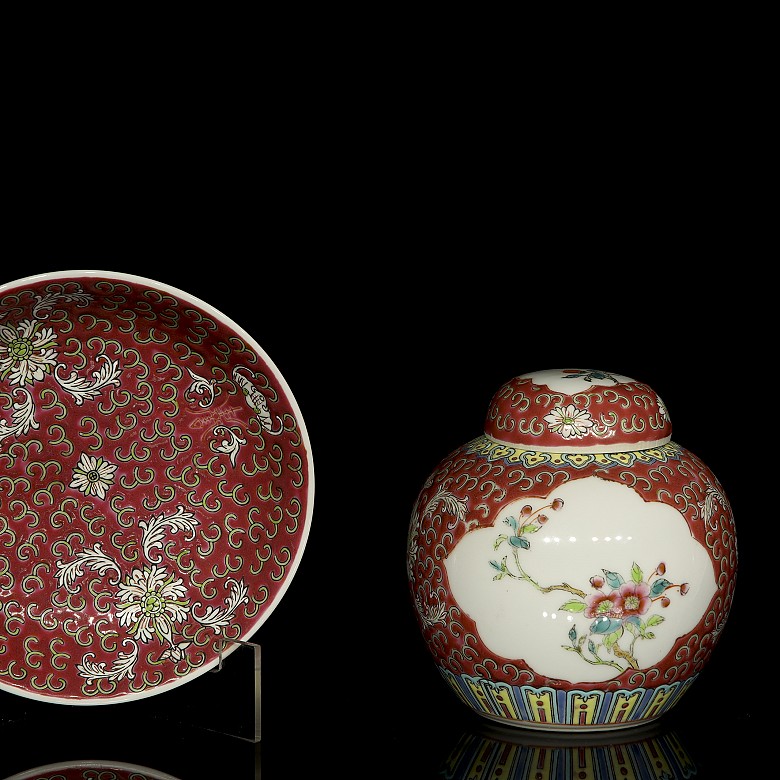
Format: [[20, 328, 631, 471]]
[[3, 760, 182, 780], [0, 271, 314, 704]]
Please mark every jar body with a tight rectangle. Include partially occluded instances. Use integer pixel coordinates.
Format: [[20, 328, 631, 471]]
[[407, 433, 736, 731]]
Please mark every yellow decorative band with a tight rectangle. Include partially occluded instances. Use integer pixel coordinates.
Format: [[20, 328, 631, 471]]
[[465, 438, 681, 469]]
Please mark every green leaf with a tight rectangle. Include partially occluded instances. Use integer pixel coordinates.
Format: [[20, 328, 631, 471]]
[[650, 579, 671, 597], [489, 560, 503, 571], [590, 616, 622, 635], [646, 614, 665, 626], [603, 569, 624, 589], [493, 536, 508, 550], [631, 562, 643, 584], [560, 600, 586, 613], [509, 536, 530, 549]]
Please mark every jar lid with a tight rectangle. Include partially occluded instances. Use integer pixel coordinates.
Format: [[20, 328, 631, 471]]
[[484, 368, 672, 453]]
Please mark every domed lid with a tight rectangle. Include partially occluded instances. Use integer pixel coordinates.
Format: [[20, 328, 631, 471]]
[[484, 368, 672, 453]]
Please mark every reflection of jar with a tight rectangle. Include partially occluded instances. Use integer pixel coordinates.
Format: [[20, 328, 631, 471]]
[[407, 368, 737, 732], [440, 720, 696, 779]]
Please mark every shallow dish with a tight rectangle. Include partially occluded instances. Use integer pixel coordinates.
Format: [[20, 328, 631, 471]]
[[0, 270, 314, 704]]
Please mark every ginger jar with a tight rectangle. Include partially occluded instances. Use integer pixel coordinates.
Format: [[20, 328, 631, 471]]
[[407, 368, 737, 732]]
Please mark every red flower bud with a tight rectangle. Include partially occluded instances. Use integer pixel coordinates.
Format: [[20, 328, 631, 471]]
[[538, 514, 548, 524], [661, 597, 671, 608], [590, 576, 605, 589], [680, 583, 690, 595], [521, 505, 533, 517], [656, 563, 666, 576], [552, 498, 564, 511]]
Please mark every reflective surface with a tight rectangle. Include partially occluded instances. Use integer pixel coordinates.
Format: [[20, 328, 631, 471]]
[[3, 761, 182, 780], [0, 680, 760, 779], [439, 721, 696, 779]]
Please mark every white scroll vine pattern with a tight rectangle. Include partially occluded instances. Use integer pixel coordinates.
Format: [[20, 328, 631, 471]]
[[184, 365, 283, 467], [54, 506, 249, 685], [0, 285, 285, 476], [0, 287, 122, 444], [409, 484, 470, 628], [1, 283, 270, 687]]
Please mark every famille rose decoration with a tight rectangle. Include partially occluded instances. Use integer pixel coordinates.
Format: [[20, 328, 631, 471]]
[[407, 368, 736, 731], [0, 271, 314, 705]]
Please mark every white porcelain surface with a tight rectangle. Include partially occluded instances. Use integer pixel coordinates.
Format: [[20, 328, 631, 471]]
[[445, 476, 716, 682]]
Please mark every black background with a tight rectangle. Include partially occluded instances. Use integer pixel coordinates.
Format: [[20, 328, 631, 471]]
[[0, 241, 766, 779], [0, 16, 772, 773]]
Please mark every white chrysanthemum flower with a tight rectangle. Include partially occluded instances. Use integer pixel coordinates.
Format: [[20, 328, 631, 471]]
[[0, 318, 58, 386], [543, 404, 594, 439], [70, 452, 118, 499], [116, 564, 190, 645]]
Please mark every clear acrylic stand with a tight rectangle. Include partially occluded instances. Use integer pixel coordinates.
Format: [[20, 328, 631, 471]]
[[207, 638, 262, 743]]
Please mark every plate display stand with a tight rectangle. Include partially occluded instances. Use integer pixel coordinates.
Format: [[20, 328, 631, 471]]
[[0, 640, 262, 777], [0, 639, 263, 744], [208, 639, 262, 743]]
